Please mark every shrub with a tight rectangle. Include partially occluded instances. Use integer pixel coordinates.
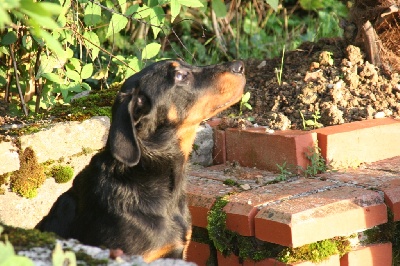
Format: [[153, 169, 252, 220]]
[[51, 165, 74, 184], [10, 147, 45, 198]]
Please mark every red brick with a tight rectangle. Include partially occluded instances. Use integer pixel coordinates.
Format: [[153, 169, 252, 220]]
[[213, 129, 227, 165], [340, 242, 392, 266], [217, 252, 242, 266], [255, 186, 387, 247], [316, 118, 400, 169], [206, 117, 222, 128], [319, 168, 400, 221], [187, 175, 236, 228], [224, 179, 330, 236], [382, 179, 400, 221], [186, 241, 210, 266], [225, 128, 317, 172], [266, 255, 340, 266]]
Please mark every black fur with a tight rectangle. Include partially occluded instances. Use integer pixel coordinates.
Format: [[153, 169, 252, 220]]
[[36, 59, 245, 261]]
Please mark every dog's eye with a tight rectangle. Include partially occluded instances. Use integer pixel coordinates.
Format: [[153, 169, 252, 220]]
[[175, 71, 188, 82]]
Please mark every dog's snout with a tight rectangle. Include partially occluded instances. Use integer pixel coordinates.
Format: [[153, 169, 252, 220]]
[[230, 61, 245, 74]]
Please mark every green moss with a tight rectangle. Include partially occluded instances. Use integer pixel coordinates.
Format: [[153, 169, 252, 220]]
[[206, 196, 283, 261], [223, 179, 240, 187], [48, 87, 119, 122], [278, 237, 351, 264], [51, 165, 74, 183], [1, 223, 56, 250], [207, 196, 235, 256], [363, 209, 400, 265], [72, 250, 108, 265], [237, 236, 282, 262], [10, 147, 46, 198]]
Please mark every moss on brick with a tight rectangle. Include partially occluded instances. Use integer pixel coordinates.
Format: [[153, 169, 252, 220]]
[[277, 237, 351, 263], [206, 196, 283, 261], [206, 195, 353, 263]]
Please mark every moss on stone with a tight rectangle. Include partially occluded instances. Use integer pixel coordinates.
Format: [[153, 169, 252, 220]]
[[51, 165, 74, 183], [223, 179, 240, 187], [0, 223, 56, 250], [48, 86, 119, 122], [10, 147, 45, 198]]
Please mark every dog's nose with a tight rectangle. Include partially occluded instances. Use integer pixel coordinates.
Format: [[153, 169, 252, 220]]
[[231, 61, 245, 74]]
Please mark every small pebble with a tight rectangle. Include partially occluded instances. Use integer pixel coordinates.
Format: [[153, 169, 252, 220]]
[[240, 184, 251, 190], [374, 112, 385, 119], [257, 61, 266, 68]]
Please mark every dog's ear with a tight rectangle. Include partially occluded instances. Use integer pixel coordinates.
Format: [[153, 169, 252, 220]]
[[109, 90, 150, 167]]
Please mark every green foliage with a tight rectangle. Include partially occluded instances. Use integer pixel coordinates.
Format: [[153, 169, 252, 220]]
[[0, 0, 200, 115], [275, 161, 294, 181], [1, 0, 348, 116], [0, 226, 34, 266], [303, 144, 328, 177], [278, 237, 351, 263], [239, 92, 252, 116], [275, 45, 286, 85], [52, 243, 76, 266], [300, 110, 323, 130], [51, 165, 74, 184], [10, 147, 45, 198]]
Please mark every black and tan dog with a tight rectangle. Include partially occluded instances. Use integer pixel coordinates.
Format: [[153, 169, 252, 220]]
[[36, 59, 245, 262]]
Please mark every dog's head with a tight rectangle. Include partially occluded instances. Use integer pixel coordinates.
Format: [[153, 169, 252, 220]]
[[108, 59, 246, 166]]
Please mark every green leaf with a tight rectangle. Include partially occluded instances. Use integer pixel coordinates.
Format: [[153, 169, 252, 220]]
[[170, 0, 181, 22], [241, 92, 251, 102], [106, 13, 128, 38], [0, 8, 12, 29], [266, 0, 279, 12], [22, 35, 33, 50], [81, 82, 91, 91], [68, 58, 81, 72], [299, 0, 324, 11], [117, 0, 127, 14], [149, 6, 165, 37], [126, 4, 151, 19], [1, 31, 18, 45], [41, 73, 63, 83], [211, 0, 226, 18], [141, 43, 161, 60], [84, 2, 101, 26], [81, 63, 93, 79], [65, 69, 81, 81], [36, 30, 64, 55], [178, 0, 204, 7], [244, 103, 252, 110], [83, 31, 100, 59]]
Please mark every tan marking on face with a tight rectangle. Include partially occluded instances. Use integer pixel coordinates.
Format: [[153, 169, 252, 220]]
[[168, 104, 179, 123], [143, 243, 182, 262], [171, 61, 180, 68], [177, 71, 245, 160], [182, 229, 192, 260]]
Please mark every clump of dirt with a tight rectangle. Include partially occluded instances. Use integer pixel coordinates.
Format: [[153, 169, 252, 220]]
[[349, 0, 400, 75], [221, 38, 400, 130]]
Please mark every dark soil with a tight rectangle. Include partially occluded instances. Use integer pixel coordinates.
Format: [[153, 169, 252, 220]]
[[1, 39, 399, 132], [219, 38, 400, 130]]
